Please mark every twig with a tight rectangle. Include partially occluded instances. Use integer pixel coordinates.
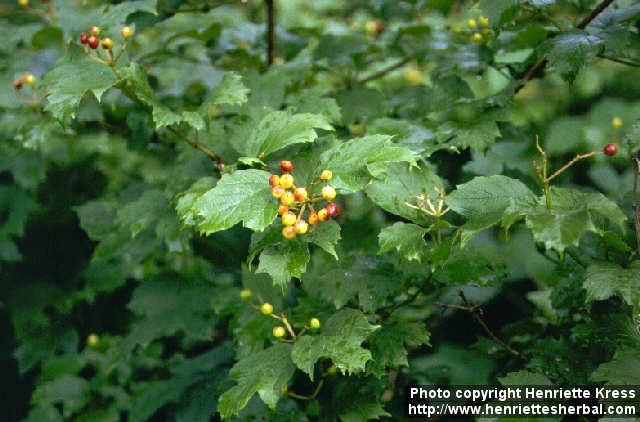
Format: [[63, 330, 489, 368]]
[[546, 151, 597, 182], [632, 156, 640, 254], [434, 293, 524, 359], [185, 137, 226, 171], [265, 0, 275, 66], [359, 56, 412, 83], [515, 0, 616, 93]]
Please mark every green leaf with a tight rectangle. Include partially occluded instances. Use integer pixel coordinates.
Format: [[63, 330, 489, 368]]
[[378, 222, 428, 262], [256, 241, 310, 288], [591, 349, 640, 385], [320, 135, 419, 192], [583, 262, 640, 311], [244, 111, 333, 158], [204, 72, 249, 107], [368, 323, 430, 376], [412, 344, 494, 385], [446, 175, 537, 244], [456, 121, 502, 152], [302, 219, 341, 259], [187, 169, 278, 235], [42, 44, 118, 121], [498, 370, 553, 385], [101, 0, 157, 30], [366, 163, 442, 224], [526, 187, 626, 252], [217, 343, 295, 418], [31, 376, 90, 418], [115, 189, 167, 238], [291, 308, 378, 380], [479, 0, 519, 27], [546, 31, 602, 82]]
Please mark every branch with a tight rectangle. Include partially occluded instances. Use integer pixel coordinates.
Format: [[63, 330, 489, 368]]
[[359, 56, 412, 83], [515, 0, 616, 93], [265, 0, 275, 66], [434, 293, 524, 359], [632, 156, 640, 254]]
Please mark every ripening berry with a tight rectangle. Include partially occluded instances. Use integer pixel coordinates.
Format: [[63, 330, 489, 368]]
[[121, 26, 134, 39], [466, 18, 477, 29], [478, 15, 490, 28], [17, 0, 28, 7], [22, 72, 35, 85], [293, 187, 308, 202], [282, 225, 297, 239], [87, 333, 100, 347], [471, 32, 483, 43], [89, 26, 101, 36], [80, 32, 89, 44], [269, 174, 280, 187], [101, 37, 113, 50], [278, 205, 289, 215], [326, 202, 340, 218], [88, 35, 99, 49], [260, 303, 273, 315], [308, 212, 319, 225], [280, 173, 294, 189], [13, 79, 23, 90], [404, 68, 422, 85], [280, 160, 293, 173], [603, 143, 618, 157], [294, 219, 308, 234], [282, 211, 297, 226], [611, 117, 623, 129], [280, 191, 295, 206], [348, 123, 365, 136], [322, 185, 336, 201], [272, 186, 285, 199], [273, 326, 286, 338], [309, 318, 320, 329], [364, 21, 380, 35], [320, 170, 333, 181], [240, 289, 252, 300], [317, 208, 330, 222]]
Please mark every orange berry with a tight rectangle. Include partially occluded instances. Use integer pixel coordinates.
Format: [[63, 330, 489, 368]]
[[282, 226, 296, 239], [269, 174, 280, 187], [280, 160, 293, 173], [13, 79, 23, 90], [22, 72, 36, 85], [278, 205, 289, 215], [308, 212, 319, 225], [293, 187, 308, 202], [322, 185, 336, 201], [282, 211, 297, 226], [318, 208, 330, 222], [294, 219, 308, 234]]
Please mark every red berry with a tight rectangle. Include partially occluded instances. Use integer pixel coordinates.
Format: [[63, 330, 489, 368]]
[[603, 143, 618, 157], [326, 202, 340, 218], [280, 160, 293, 173], [80, 32, 89, 44], [269, 174, 280, 187], [88, 36, 99, 49], [13, 79, 23, 90]]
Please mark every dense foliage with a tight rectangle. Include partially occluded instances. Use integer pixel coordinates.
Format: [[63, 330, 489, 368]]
[[2, 0, 640, 420]]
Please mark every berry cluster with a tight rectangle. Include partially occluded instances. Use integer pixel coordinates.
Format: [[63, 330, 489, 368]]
[[603, 116, 623, 156], [239, 289, 321, 339], [466, 15, 491, 43], [79, 25, 133, 64], [270, 160, 340, 240], [12, 71, 36, 91]]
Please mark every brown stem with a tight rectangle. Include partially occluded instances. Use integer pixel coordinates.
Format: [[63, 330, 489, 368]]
[[359, 56, 412, 83], [515, 0, 616, 93], [632, 157, 640, 255], [265, 0, 275, 66], [546, 151, 597, 182], [185, 138, 226, 170]]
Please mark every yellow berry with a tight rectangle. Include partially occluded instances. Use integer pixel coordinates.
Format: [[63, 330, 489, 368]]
[[364, 21, 378, 34], [282, 226, 297, 239], [87, 334, 100, 347], [467, 18, 477, 29], [101, 37, 113, 50], [17, 0, 28, 7], [404, 68, 422, 85], [282, 211, 297, 226], [612, 116, 623, 129], [280, 191, 295, 206], [260, 303, 273, 315], [317, 208, 330, 222], [240, 289, 252, 300], [273, 326, 286, 338], [322, 185, 336, 201], [280, 173, 294, 189], [348, 123, 365, 136], [478, 15, 490, 28], [121, 26, 134, 38], [22, 72, 36, 85], [294, 219, 308, 234], [320, 170, 333, 181], [272, 186, 285, 199], [472, 32, 483, 43], [89, 26, 101, 36], [310, 318, 320, 329]]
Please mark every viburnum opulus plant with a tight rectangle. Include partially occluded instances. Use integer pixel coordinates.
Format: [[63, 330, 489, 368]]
[[2, 0, 640, 420]]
